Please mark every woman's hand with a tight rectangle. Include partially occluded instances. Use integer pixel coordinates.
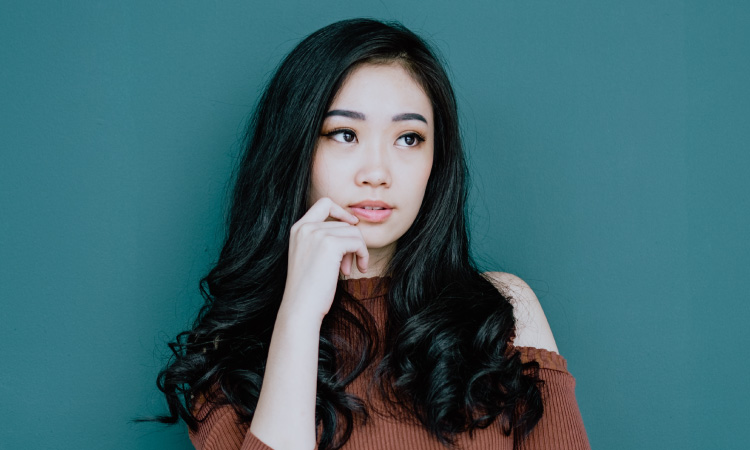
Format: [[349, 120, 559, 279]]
[[280, 197, 369, 324], [250, 198, 368, 449]]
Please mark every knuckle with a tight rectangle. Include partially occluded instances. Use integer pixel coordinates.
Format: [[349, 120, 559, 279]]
[[321, 234, 343, 252], [314, 230, 337, 249], [295, 222, 314, 236], [316, 237, 332, 253]]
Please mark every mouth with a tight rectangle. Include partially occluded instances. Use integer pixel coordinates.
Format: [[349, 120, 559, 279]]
[[349, 201, 393, 223]]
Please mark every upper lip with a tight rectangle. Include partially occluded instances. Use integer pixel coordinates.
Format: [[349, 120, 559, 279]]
[[349, 200, 393, 209]]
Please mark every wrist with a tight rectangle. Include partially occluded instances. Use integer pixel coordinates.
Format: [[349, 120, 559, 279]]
[[275, 302, 325, 333], [278, 283, 333, 325]]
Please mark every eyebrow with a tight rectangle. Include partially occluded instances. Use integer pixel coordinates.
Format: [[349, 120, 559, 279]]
[[392, 113, 428, 124], [325, 109, 365, 120], [325, 109, 428, 124]]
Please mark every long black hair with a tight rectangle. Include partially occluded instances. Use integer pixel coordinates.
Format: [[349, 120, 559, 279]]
[[153, 18, 543, 449]]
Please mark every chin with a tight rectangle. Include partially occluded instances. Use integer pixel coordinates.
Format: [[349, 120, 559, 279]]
[[361, 231, 399, 251], [363, 239, 395, 250]]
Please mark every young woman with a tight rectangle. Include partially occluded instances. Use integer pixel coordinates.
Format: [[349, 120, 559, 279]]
[[154, 18, 590, 450]]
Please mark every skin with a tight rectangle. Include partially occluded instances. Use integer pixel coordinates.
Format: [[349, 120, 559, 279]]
[[249, 63, 557, 450], [485, 272, 559, 353], [309, 62, 435, 279]]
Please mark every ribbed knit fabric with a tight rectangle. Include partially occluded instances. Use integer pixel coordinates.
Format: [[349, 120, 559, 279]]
[[190, 277, 590, 450]]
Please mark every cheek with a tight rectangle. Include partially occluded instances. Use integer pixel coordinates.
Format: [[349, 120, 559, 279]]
[[415, 155, 434, 197], [309, 161, 325, 205], [309, 154, 339, 204], [398, 158, 433, 208]]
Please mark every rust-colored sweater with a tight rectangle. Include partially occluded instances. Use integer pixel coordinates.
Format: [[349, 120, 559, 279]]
[[190, 277, 590, 450]]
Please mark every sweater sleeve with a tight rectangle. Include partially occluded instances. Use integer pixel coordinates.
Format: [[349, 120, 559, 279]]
[[189, 396, 274, 450], [513, 347, 590, 450]]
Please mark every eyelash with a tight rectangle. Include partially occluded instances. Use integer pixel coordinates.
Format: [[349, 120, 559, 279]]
[[397, 132, 425, 147], [322, 128, 426, 147], [323, 128, 357, 143]]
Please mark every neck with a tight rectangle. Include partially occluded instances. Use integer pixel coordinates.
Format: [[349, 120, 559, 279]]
[[345, 242, 395, 279]]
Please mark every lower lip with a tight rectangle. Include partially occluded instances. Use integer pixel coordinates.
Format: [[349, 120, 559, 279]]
[[351, 207, 392, 223]]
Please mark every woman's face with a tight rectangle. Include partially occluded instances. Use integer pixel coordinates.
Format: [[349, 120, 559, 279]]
[[310, 63, 434, 253]]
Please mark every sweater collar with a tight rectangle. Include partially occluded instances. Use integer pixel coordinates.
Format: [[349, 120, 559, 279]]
[[341, 276, 390, 300]]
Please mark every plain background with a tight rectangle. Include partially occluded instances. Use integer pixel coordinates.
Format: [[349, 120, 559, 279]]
[[1, 1, 748, 449]]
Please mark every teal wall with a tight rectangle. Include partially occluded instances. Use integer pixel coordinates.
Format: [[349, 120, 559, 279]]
[[1, 1, 748, 449]]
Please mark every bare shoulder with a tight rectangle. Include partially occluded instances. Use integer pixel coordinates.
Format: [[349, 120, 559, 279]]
[[483, 272, 559, 354]]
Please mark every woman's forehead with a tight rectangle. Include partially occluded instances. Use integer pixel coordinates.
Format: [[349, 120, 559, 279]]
[[327, 63, 433, 123]]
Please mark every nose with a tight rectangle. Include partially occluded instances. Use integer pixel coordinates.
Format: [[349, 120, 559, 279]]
[[355, 142, 391, 188]]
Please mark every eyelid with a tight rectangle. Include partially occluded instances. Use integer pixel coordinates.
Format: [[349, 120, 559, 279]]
[[322, 127, 357, 143], [321, 127, 351, 136], [396, 131, 426, 146], [320, 128, 426, 146], [402, 131, 426, 140]]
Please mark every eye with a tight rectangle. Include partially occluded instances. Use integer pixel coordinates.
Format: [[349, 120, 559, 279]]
[[324, 128, 357, 143], [396, 132, 425, 147]]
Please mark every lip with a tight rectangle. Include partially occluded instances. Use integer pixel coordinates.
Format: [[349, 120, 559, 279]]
[[349, 200, 393, 223]]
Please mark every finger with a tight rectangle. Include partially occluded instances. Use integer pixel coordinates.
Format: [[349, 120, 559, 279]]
[[350, 229, 368, 273], [336, 235, 368, 273], [298, 197, 358, 225], [355, 248, 369, 273], [321, 199, 358, 224], [292, 221, 352, 241], [303, 223, 364, 240], [351, 254, 366, 274], [340, 253, 352, 277], [328, 231, 369, 273], [305, 221, 354, 230]]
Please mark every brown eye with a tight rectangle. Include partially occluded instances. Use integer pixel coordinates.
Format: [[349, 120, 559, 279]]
[[326, 129, 357, 143], [397, 133, 424, 147]]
